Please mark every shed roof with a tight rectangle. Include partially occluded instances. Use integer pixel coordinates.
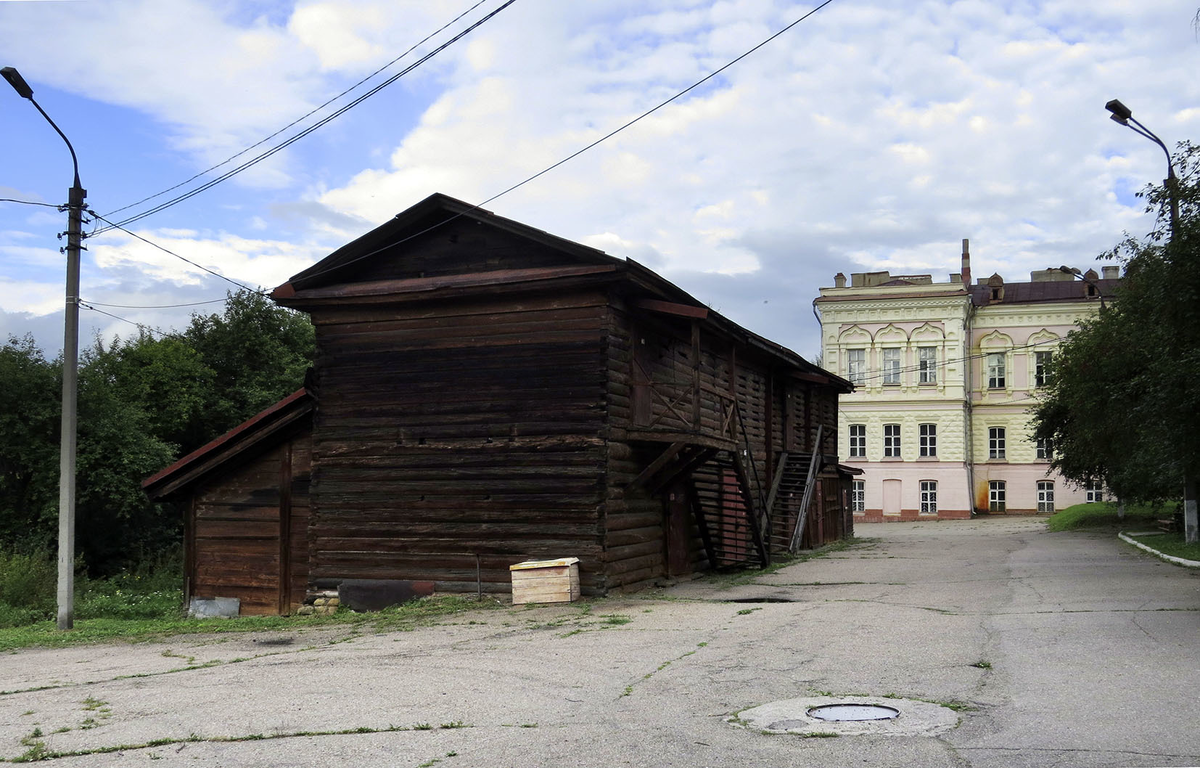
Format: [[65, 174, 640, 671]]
[[143, 388, 313, 500]]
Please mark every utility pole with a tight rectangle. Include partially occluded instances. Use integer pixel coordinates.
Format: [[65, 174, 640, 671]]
[[2, 67, 86, 628], [1105, 98, 1196, 545]]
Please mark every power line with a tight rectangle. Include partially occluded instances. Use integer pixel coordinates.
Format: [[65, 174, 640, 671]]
[[0, 197, 60, 209], [81, 297, 230, 309], [79, 301, 168, 338], [87, 211, 262, 294], [287, 0, 839, 286], [92, 0, 518, 235], [100, 0, 494, 221]]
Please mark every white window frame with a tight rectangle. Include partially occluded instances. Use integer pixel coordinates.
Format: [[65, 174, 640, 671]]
[[882, 347, 901, 385], [847, 349, 866, 386], [848, 424, 866, 458], [1037, 481, 1055, 513], [987, 352, 1006, 389], [919, 423, 937, 457], [1036, 436, 1052, 460], [1085, 481, 1104, 504], [989, 427, 1006, 460], [1034, 351, 1052, 388], [883, 424, 901, 458], [851, 480, 865, 513], [918, 346, 937, 384], [989, 480, 1006, 512], [920, 480, 937, 515]]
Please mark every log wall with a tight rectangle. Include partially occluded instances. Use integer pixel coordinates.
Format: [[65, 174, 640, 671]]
[[188, 432, 311, 615], [308, 291, 610, 595]]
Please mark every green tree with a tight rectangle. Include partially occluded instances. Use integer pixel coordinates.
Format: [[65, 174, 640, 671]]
[[182, 290, 314, 452], [0, 336, 60, 550], [1033, 142, 1200, 523], [0, 289, 315, 573]]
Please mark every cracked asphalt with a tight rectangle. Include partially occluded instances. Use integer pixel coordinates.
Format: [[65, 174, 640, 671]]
[[2, 517, 1198, 767]]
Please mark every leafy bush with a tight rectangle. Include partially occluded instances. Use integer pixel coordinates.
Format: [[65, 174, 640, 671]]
[[0, 549, 55, 626], [76, 549, 183, 621]]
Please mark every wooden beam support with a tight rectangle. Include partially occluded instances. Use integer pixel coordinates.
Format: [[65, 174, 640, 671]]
[[634, 298, 709, 319], [628, 441, 688, 491]]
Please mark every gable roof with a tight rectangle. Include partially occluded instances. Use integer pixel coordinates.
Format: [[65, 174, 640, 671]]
[[272, 193, 850, 392], [143, 388, 313, 500], [277, 193, 621, 294]]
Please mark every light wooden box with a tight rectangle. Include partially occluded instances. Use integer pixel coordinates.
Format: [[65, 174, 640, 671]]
[[509, 557, 581, 605]]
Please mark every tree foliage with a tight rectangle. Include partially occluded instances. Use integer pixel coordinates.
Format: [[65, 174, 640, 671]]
[[0, 290, 314, 574], [1033, 141, 1200, 503]]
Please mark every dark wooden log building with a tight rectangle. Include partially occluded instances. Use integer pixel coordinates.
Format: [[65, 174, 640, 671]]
[[145, 194, 856, 613]]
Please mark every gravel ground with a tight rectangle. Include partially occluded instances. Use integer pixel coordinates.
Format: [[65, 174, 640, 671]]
[[2, 516, 1197, 767]]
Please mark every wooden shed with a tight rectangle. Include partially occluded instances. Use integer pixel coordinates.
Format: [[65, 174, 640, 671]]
[[146, 194, 854, 612]]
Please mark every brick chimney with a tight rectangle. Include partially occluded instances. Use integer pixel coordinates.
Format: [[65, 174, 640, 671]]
[[961, 239, 972, 288]]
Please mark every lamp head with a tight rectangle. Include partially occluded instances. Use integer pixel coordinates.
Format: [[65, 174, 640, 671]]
[[1057, 265, 1080, 275], [1, 67, 33, 100], [1105, 98, 1132, 125]]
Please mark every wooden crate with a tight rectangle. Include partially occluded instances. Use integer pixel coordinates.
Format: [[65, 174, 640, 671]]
[[509, 557, 581, 605]]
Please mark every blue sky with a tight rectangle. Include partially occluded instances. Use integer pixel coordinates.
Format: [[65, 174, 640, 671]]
[[1, 0, 1197, 360]]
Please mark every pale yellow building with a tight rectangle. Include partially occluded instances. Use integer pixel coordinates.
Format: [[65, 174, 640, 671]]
[[816, 241, 1117, 520]]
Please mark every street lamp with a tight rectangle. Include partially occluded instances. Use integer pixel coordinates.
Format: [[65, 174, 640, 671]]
[[1105, 98, 1195, 545], [2, 66, 86, 629], [1105, 99, 1180, 232], [1055, 265, 1106, 311]]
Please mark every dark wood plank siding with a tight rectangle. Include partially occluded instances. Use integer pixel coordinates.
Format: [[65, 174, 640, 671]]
[[190, 432, 312, 615], [308, 291, 610, 595]]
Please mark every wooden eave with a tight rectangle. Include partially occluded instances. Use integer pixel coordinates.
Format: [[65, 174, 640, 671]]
[[274, 264, 620, 308], [142, 388, 314, 501], [621, 260, 853, 393]]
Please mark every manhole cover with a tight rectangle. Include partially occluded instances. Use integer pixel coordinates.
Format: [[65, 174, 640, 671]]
[[808, 704, 900, 722]]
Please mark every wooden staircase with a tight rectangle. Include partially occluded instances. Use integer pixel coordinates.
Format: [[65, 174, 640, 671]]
[[765, 426, 825, 555], [686, 450, 769, 569]]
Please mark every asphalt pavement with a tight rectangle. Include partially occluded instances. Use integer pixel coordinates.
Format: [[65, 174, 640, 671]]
[[2, 516, 1197, 767]]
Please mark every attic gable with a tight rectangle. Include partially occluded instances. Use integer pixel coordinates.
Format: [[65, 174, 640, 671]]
[[278, 193, 618, 294]]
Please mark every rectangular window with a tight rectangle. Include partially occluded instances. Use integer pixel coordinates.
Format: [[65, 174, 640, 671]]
[[989, 427, 1006, 459], [989, 480, 1006, 512], [848, 424, 866, 458], [852, 480, 865, 513], [1034, 351, 1053, 387], [1085, 481, 1104, 504], [919, 423, 937, 457], [920, 480, 938, 515], [1037, 481, 1055, 513], [1036, 436, 1052, 460], [882, 347, 901, 385], [883, 424, 901, 458], [918, 346, 937, 384], [847, 349, 866, 386], [987, 353, 1006, 389]]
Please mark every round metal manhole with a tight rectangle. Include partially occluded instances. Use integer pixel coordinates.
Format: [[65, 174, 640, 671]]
[[807, 704, 900, 722]]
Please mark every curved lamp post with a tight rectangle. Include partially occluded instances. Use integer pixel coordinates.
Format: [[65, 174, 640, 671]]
[[1105, 98, 1195, 544], [2, 66, 86, 629]]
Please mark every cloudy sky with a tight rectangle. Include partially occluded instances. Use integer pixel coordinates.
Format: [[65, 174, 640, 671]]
[[1, 0, 1196, 360]]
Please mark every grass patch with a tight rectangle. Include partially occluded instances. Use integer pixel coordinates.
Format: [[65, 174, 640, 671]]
[[1047, 501, 1175, 532], [1126, 533, 1200, 562], [0, 595, 496, 652]]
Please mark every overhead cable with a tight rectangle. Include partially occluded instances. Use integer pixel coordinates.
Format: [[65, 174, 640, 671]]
[[287, 0, 838, 285], [88, 212, 262, 294], [100, 0, 493, 220], [92, 0, 518, 235]]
